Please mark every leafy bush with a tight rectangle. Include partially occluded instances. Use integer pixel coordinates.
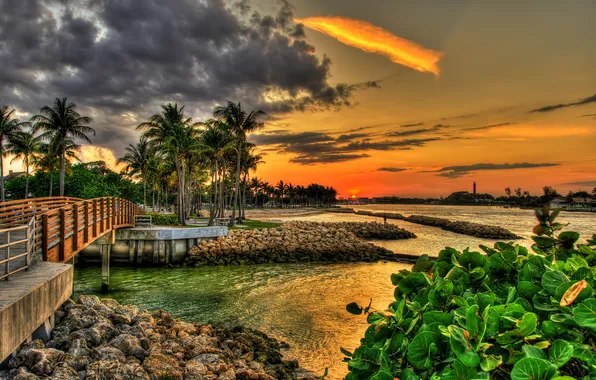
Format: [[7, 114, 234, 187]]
[[150, 213, 180, 226], [344, 206, 596, 380]]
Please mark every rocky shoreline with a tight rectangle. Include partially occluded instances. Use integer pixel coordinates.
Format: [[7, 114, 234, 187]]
[[327, 208, 521, 240], [186, 221, 399, 267], [1, 296, 316, 380]]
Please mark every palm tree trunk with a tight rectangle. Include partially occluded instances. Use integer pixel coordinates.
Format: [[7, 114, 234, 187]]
[[59, 149, 66, 196], [232, 141, 242, 224], [0, 142, 4, 202], [241, 173, 247, 220], [177, 163, 186, 225], [143, 179, 147, 211], [49, 171, 53, 197], [25, 162, 29, 199]]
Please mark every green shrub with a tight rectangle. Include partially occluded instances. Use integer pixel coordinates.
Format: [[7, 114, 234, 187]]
[[344, 206, 596, 379], [149, 213, 180, 226]]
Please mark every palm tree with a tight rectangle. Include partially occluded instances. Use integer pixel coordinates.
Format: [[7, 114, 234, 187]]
[[118, 136, 154, 210], [239, 146, 264, 219], [200, 120, 235, 225], [36, 137, 80, 197], [138, 103, 201, 224], [276, 180, 287, 207], [0, 106, 28, 201], [213, 101, 265, 224], [6, 131, 42, 199], [31, 98, 94, 196]]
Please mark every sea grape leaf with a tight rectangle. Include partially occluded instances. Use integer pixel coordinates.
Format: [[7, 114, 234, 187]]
[[558, 280, 591, 307], [406, 331, 441, 370], [532, 236, 555, 249], [480, 354, 502, 371], [510, 357, 557, 380], [346, 302, 362, 315], [398, 272, 430, 295], [448, 325, 480, 368], [541, 270, 569, 295], [573, 298, 596, 328], [549, 339, 573, 368], [482, 306, 500, 338], [517, 313, 538, 336], [518, 281, 543, 299], [522, 345, 547, 359], [466, 304, 482, 338], [558, 231, 580, 249], [423, 311, 452, 326], [369, 370, 394, 380], [412, 254, 434, 273]]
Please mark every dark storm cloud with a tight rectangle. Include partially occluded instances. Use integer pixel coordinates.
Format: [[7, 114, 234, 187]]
[[440, 113, 479, 121], [254, 129, 441, 164], [250, 131, 334, 145], [289, 153, 370, 165], [377, 167, 407, 172], [530, 94, 596, 113], [346, 138, 441, 151], [335, 133, 369, 142], [461, 122, 515, 131], [431, 162, 560, 179], [387, 124, 446, 137], [0, 0, 378, 154], [400, 122, 424, 127]]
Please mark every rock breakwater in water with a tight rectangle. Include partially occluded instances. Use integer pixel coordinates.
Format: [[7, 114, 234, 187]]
[[404, 215, 521, 240], [326, 208, 520, 240], [330, 221, 416, 240], [1, 296, 316, 380], [186, 221, 398, 266]]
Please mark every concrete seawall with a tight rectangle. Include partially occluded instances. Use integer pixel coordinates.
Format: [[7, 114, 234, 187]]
[[78, 226, 228, 265], [0, 262, 73, 364]]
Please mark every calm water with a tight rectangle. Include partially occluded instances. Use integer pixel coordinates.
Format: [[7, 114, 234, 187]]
[[74, 205, 595, 379]]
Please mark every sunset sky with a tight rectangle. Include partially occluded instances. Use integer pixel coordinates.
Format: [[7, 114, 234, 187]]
[[1, 0, 595, 198]]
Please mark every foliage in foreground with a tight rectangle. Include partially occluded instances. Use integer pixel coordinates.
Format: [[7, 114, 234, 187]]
[[344, 206, 596, 379]]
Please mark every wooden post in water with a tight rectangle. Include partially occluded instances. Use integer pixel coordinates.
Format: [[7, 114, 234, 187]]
[[101, 244, 110, 293]]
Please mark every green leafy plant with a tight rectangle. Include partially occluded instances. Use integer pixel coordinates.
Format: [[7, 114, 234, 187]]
[[149, 212, 180, 226], [344, 206, 596, 379]]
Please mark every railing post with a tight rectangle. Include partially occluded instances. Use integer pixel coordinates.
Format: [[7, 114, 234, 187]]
[[114, 198, 118, 227], [73, 203, 79, 251], [41, 214, 49, 260], [100, 198, 105, 234], [25, 218, 32, 270], [59, 208, 66, 262], [93, 199, 98, 238], [84, 202, 89, 243], [4, 231, 10, 280]]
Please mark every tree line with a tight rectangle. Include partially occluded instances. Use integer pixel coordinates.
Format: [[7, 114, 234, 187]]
[[0, 99, 338, 225]]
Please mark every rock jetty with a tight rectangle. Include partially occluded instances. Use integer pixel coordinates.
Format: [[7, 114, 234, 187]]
[[1, 296, 316, 380], [326, 208, 520, 240], [186, 221, 395, 266], [329, 222, 416, 240], [404, 215, 521, 240]]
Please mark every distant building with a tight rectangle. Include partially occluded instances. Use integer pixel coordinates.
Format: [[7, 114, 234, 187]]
[[549, 197, 596, 211]]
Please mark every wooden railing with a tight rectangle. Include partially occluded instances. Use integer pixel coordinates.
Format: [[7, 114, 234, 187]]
[[36, 197, 139, 263], [0, 196, 140, 265], [0, 196, 83, 228], [0, 217, 35, 280]]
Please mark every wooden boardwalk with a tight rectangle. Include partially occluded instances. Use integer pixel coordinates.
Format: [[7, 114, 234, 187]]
[[0, 196, 140, 279]]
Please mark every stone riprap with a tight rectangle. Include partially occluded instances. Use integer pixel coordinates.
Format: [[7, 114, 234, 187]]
[[1, 296, 316, 380], [404, 215, 521, 240], [325, 208, 520, 240], [328, 222, 416, 240], [186, 221, 396, 266]]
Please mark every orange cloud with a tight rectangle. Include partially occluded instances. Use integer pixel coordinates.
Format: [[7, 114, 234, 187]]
[[294, 16, 442, 75], [78, 145, 125, 173]]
